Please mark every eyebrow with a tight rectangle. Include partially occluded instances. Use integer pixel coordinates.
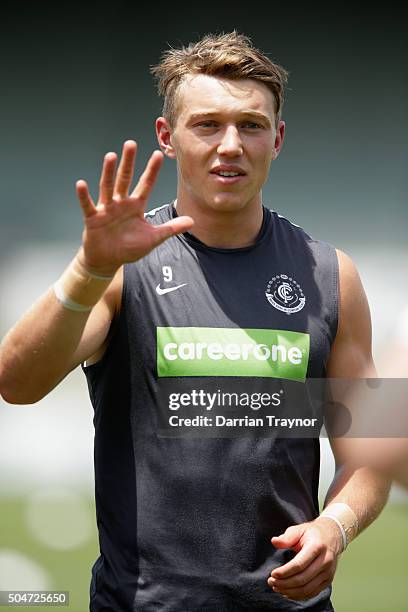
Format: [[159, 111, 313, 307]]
[[188, 110, 272, 128]]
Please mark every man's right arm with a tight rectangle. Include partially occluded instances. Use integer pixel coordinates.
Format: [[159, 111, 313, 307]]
[[0, 140, 193, 405], [0, 262, 122, 405]]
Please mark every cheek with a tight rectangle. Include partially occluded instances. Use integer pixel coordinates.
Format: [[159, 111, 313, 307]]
[[255, 147, 274, 174], [178, 145, 209, 173], [250, 150, 270, 173], [177, 153, 207, 187]]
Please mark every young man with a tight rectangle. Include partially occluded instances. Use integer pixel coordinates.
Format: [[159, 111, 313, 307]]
[[0, 32, 390, 611]]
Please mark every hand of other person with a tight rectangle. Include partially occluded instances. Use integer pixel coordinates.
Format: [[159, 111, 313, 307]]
[[76, 140, 193, 276], [267, 517, 343, 601]]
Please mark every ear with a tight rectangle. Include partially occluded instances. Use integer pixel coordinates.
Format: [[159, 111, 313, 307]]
[[271, 120, 285, 160], [156, 117, 177, 159]]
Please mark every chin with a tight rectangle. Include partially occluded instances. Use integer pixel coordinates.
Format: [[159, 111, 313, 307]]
[[208, 194, 251, 212]]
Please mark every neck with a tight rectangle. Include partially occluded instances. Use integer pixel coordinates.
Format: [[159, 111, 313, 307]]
[[174, 196, 264, 249]]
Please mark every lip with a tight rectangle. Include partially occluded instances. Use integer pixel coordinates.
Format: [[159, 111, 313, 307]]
[[209, 164, 247, 184], [210, 164, 246, 176], [210, 174, 245, 184]]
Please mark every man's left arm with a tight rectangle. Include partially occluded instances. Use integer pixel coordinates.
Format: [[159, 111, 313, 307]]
[[267, 249, 391, 601]]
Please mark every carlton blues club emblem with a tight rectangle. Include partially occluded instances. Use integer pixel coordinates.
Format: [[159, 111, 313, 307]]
[[265, 274, 306, 315]]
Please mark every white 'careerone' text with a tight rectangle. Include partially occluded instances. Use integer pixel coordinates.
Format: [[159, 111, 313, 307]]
[[163, 342, 303, 364]]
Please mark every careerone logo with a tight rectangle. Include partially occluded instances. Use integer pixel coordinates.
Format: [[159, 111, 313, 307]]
[[157, 327, 310, 381]]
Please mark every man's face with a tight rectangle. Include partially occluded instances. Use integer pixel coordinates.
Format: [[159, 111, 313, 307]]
[[158, 74, 284, 213]]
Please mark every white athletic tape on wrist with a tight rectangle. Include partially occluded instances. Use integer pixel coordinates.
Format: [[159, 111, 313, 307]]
[[320, 502, 359, 551], [53, 279, 92, 312], [319, 514, 348, 552], [53, 256, 115, 311]]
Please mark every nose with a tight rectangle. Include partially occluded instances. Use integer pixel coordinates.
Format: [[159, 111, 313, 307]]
[[217, 125, 243, 157]]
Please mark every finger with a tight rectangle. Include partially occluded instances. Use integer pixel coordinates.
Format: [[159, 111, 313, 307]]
[[99, 152, 117, 204], [114, 140, 137, 197], [269, 571, 331, 601], [299, 576, 332, 601], [271, 544, 321, 580], [269, 551, 326, 589], [272, 526, 303, 550], [149, 216, 194, 247], [76, 180, 96, 217], [131, 150, 164, 201]]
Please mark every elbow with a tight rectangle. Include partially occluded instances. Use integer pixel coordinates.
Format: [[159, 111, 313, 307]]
[[0, 381, 38, 405], [0, 347, 53, 405], [0, 365, 40, 405], [0, 364, 14, 403], [0, 386, 43, 405]]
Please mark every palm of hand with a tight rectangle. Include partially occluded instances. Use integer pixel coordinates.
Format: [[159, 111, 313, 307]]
[[76, 140, 193, 275], [82, 197, 162, 272]]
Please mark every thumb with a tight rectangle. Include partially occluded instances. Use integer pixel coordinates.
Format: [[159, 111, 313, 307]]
[[152, 216, 194, 245], [271, 524, 304, 549]]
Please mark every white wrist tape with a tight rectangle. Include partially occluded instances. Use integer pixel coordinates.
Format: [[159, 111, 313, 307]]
[[53, 256, 114, 312], [320, 502, 359, 552], [53, 279, 93, 312], [320, 513, 348, 551]]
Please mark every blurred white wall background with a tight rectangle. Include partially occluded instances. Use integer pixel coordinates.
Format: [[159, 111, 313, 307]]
[[1, 242, 407, 502]]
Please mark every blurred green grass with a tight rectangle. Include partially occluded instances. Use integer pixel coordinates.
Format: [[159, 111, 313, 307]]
[[0, 498, 407, 611], [0, 497, 98, 611], [332, 502, 408, 611]]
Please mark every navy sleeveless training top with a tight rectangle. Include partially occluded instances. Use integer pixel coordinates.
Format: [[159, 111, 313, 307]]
[[83, 204, 338, 611]]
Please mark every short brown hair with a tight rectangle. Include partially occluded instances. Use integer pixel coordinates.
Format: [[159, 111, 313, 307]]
[[150, 31, 289, 128]]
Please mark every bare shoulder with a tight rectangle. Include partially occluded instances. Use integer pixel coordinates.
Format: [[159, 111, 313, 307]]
[[336, 248, 364, 295], [335, 248, 371, 327], [326, 249, 374, 377]]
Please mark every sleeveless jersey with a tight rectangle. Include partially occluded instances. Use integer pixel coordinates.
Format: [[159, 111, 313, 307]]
[[83, 204, 338, 612]]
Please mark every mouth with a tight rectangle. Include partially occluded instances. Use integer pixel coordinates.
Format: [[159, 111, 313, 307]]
[[210, 167, 247, 184]]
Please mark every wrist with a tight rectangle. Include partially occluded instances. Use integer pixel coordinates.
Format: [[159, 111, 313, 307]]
[[318, 502, 359, 553], [315, 516, 346, 556], [76, 248, 119, 279], [53, 254, 115, 312]]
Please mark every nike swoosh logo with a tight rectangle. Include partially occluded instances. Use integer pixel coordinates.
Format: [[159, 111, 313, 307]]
[[155, 283, 188, 295]]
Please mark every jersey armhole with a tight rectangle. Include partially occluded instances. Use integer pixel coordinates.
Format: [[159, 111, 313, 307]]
[[331, 247, 340, 346], [81, 265, 128, 373]]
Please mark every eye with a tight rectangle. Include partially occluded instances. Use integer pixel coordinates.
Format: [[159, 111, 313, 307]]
[[197, 121, 218, 128], [241, 122, 262, 130]]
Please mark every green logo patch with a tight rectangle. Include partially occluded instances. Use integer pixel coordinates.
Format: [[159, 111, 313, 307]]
[[157, 327, 309, 381]]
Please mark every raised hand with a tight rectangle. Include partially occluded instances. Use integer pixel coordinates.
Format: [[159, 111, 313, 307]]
[[75, 140, 193, 276]]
